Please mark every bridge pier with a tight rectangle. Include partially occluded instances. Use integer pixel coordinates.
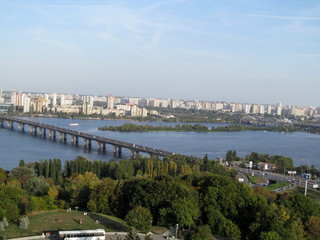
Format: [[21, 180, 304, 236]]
[[7, 121, 13, 130], [0, 121, 3, 128], [34, 127, 37, 135], [39, 128, 43, 137], [64, 133, 67, 143], [113, 145, 117, 156], [118, 147, 122, 156], [98, 142, 101, 151], [130, 149, 135, 158], [43, 129, 46, 137], [18, 123, 25, 131], [49, 130, 52, 139], [59, 132, 63, 142], [83, 138, 87, 148], [75, 136, 79, 146], [30, 126, 34, 134], [103, 143, 106, 153], [71, 135, 74, 145], [88, 139, 92, 149]]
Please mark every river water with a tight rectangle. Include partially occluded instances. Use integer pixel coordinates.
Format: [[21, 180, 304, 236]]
[[0, 117, 319, 170]]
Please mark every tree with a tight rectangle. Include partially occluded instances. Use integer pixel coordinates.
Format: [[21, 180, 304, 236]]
[[125, 206, 152, 233], [192, 225, 212, 240], [24, 177, 49, 196], [125, 227, 141, 240], [304, 216, 320, 240], [0, 208, 4, 221], [260, 231, 281, 240], [283, 194, 319, 223], [19, 160, 25, 167], [87, 177, 117, 215], [5, 202, 19, 222], [0, 168, 8, 184], [44, 160, 49, 178], [8, 166, 35, 186]]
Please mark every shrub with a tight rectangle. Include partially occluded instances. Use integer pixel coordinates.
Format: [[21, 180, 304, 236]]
[[2, 218, 8, 228], [19, 216, 29, 229]]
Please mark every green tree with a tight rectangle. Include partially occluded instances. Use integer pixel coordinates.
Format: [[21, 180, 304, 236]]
[[304, 216, 320, 240], [8, 166, 35, 186], [125, 227, 141, 240], [19, 160, 25, 167], [260, 231, 281, 240], [4, 202, 19, 222], [283, 194, 319, 223], [44, 159, 49, 178], [87, 177, 117, 214], [192, 225, 212, 240], [0, 168, 7, 184], [0, 208, 4, 221], [125, 206, 153, 233], [24, 177, 49, 196]]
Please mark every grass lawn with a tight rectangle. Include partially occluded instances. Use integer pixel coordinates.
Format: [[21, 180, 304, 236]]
[[288, 186, 320, 205], [0, 210, 128, 239], [265, 182, 288, 191], [247, 175, 266, 184]]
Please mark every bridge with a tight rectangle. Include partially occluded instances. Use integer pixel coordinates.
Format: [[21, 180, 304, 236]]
[[0, 115, 176, 158]]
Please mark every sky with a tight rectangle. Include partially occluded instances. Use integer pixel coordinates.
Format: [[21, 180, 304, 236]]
[[0, 0, 319, 106]]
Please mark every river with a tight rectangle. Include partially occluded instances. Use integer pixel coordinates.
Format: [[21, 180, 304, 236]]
[[0, 117, 319, 170]]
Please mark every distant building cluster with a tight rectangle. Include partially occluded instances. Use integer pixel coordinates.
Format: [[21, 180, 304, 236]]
[[0, 88, 319, 119]]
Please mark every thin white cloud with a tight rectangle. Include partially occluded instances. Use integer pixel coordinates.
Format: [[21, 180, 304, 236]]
[[144, 31, 163, 52], [292, 53, 320, 57], [35, 38, 77, 51], [246, 14, 320, 21], [145, 0, 188, 10], [179, 48, 233, 59]]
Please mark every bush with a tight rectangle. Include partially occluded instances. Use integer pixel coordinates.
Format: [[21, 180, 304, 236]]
[[19, 216, 29, 229], [2, 218, 8, 228], [0, 222, 4, 232]]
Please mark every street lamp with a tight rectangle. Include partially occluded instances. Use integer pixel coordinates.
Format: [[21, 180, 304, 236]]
[[305, 179, 308, 196]]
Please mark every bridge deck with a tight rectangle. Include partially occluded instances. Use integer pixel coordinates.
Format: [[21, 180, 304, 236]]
[[0, 116, 175, 157]]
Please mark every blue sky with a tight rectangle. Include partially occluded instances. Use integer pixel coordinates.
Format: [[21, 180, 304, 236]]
[[0, 0, 319, 106]]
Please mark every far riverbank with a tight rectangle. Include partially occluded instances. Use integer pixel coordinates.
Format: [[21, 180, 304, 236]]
[[98, 123, 301, 133]]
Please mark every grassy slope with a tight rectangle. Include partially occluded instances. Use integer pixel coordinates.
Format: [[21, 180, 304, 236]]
[[1, 210, 127, 239]]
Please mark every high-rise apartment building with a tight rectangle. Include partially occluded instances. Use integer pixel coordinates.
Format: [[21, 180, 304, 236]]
[[52, 93, 57, 106], [11, 89, 16, 105], [108, 94, 115, 109]]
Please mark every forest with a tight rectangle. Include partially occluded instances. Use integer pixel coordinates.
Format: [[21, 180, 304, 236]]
[[0, 153, 319, 240]]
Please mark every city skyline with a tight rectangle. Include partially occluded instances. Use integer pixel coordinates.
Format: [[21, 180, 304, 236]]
[[1, 0, 320, 106]]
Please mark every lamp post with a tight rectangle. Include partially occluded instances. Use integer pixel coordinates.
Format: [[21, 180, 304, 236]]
[[305, 179, 308, 196]]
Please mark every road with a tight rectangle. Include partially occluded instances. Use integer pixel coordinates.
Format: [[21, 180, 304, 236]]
[[234, 166, 319, 192]]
